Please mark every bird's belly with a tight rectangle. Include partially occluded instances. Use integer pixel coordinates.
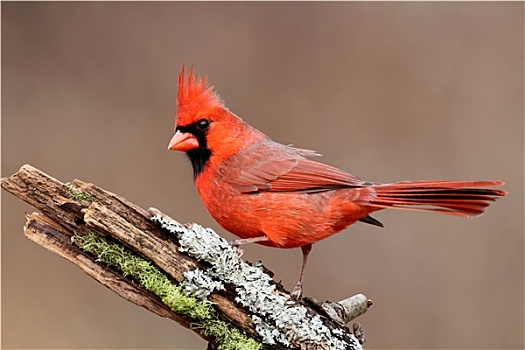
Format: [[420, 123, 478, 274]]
[[198, 185, 367, 248]]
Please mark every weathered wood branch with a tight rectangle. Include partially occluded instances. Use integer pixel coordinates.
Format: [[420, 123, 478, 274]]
[[2, 164, 372, 350]]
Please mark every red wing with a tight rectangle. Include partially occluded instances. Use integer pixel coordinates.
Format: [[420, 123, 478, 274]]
[[229, 158, 365, 193]]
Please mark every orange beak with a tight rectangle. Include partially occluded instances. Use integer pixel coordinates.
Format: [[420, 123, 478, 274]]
[[168, 130, 199, 152]]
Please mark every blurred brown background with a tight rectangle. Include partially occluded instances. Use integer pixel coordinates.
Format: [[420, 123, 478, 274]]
[[2, 2, 523, 349]]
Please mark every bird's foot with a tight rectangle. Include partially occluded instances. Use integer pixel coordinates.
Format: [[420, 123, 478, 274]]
[[229, 241, 244, 257], [291, 282, 303, 299]]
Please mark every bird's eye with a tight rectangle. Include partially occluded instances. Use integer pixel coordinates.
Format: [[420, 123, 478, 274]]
[[196, 119, 210, 131]]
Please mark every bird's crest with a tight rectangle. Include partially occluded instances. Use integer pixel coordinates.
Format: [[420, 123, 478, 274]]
[[176, 65, 224, 127]]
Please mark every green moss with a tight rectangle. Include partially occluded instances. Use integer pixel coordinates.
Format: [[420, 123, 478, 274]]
[[65, 183, 94, 203], [75, 232, 260, 350]]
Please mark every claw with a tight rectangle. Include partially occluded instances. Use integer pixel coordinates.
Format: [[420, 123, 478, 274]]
[[229, 241, 244, 257], [291, 282, 302, 299]]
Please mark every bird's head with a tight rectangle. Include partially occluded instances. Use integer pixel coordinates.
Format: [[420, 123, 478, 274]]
[[169, 66, 267, 178]]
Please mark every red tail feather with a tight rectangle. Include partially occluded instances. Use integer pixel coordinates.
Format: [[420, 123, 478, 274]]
[[370, 180, 506, 217]]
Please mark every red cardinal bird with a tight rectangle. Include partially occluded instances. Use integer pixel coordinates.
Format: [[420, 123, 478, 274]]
[[168, 67, 506, 296]]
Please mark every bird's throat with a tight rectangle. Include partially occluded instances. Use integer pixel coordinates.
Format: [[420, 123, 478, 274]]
[[186, 147, 212, 179]]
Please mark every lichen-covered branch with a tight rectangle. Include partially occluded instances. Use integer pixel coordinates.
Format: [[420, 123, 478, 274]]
[[2, 164, 372, 350]]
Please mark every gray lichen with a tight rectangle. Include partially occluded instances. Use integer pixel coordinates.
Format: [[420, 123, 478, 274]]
[[183, 269, 224, 299], [151, 214, 363, 350]]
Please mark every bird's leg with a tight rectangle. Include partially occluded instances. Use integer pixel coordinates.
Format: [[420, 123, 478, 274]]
[[291, 243, 312, 298], [229, 236, 268, 257]]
